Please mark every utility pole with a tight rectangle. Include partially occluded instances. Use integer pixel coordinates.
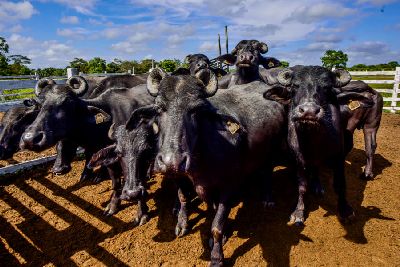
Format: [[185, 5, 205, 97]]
[[218, 34, 222, 69], [225, 25, 229, 72]]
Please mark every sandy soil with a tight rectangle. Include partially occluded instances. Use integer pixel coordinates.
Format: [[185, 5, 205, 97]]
[[0, 113, 399, 266]]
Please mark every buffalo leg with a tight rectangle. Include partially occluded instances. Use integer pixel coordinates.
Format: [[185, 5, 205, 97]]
[[53, 140, 77, 175], [134, 191, 149, 226], [80, 153, 95, 182], [309, 167, 324, 197], [363, 128, 377, 180], [289, 166, 307, 225], [260, 164, 275, 207], [210, 201, 230, 267], [104, 164, 121, 216], [175, 178, 192, 237], [332, 158, 355, 222]]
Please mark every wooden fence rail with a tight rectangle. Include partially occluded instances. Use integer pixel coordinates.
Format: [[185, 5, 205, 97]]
[[349, 67, 400, 113]]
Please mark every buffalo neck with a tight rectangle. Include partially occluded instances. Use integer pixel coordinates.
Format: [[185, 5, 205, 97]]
[[236, 66, 262, 84]]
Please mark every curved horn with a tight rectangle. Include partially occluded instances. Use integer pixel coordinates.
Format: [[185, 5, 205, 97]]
[[195, 69, 218, 97], [258, 42, 268, 54], [184, 54, 192, 63], [66, 76, 89, 97], [35, 78, 56, 96], [333, 69, 351, 87], [277, 69, 293, 86], [147, 68, 168, 97], [108, 123, 116, 140]]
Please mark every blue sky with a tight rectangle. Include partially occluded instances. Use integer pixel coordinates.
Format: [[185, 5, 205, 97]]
[[1, 0, 399, 68]]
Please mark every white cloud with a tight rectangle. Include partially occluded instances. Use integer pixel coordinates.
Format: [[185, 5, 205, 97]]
[[38, 0, 98, 15], [56, 27, 92, 39], [7, 34, 80, 68], [60, 16, 79, 24], [0, 1, 37, 22], [199, 41, 218, 52], [286, 3, 355, 24]]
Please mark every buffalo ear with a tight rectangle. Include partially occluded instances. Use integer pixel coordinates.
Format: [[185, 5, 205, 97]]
[[216, 54, 237, 66], [195, 69, 218, 97], [126, 105, 158, 131], [171, 68, 190, 76], [336, 92, 374, 108], [263, 85, 292, 105], [87, 144, 119, 169], [260, 57, 281, 69], [87, 106, 111, 124], [147, 68, 168, 97]]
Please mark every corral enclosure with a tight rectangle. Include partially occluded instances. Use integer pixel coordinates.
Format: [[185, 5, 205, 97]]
[[0, 69, 399, 266], [0, 112, 399, 266]]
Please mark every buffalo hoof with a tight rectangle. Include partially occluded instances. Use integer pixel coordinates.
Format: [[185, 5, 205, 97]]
[[134, 214, 149, 226], [175, 222, 189, 237], [339, 204, 355, 224], [104, 202, 119, 217], [288, 210, 305, 226], [210, 246, 224, 267], [209, 235, 228, 249], [360, 172, 374, 181], [262, 200, 276, 208], [208, 260, 223, 267], [52, 165, 71, 175]]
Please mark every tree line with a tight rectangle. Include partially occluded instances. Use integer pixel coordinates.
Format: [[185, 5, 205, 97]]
[[1, 36, 399, 77]]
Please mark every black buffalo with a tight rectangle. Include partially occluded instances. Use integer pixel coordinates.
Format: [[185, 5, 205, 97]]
[[265, 66, 356, 225], [87, 116, 158, 225], [20, 76, 154, 215], [217, 40, 281, 88], [0, 99, 40, 160], [336, 81, 383, 180], [131, 68, 286, 265]]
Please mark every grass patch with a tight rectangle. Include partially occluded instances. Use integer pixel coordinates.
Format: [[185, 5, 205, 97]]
[[352, 75, 394, 80], [0, 88, 34, 102]]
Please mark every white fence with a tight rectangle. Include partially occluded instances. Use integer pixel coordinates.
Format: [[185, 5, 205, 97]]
[[0, 69, 131, 112], [349, 67, 400, 113]]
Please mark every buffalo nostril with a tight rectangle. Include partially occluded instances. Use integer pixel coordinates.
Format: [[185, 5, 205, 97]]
[[32, 132, 44, 145], [240, 55, 245, 60], [315, 107, 321, 115], [156, 154, 164, 166], [179, 154, 190, 172], [249, 55, 254, 61], [299, 107, 305, 113]]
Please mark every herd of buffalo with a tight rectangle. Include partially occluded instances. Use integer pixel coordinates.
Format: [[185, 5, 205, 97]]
[[0, 40, 383, 266]]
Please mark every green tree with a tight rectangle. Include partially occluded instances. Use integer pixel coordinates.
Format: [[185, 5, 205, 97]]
[[159, 59, 179, 72], [321, 50, 348, 69], [106, 59, 122, 73], [36, 68, 66, 77], [280, 61, 289, 68], [69, 58, 89, 73], [88, 57, 106, 73]]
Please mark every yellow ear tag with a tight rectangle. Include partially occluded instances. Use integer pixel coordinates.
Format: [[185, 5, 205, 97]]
[[95, 113, 107, 124], [268, 61, 275, 68], [227, 121, 240, 134], [348, 100, 361, 111]]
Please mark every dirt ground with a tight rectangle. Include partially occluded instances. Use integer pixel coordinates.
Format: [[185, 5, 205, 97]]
[[0, 113, 399, 266]]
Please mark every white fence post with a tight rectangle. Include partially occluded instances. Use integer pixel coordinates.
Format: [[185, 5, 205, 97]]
[[391, 67, 400, 113], [132, 67, 135, 75], [67, 68, 78, 78]]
